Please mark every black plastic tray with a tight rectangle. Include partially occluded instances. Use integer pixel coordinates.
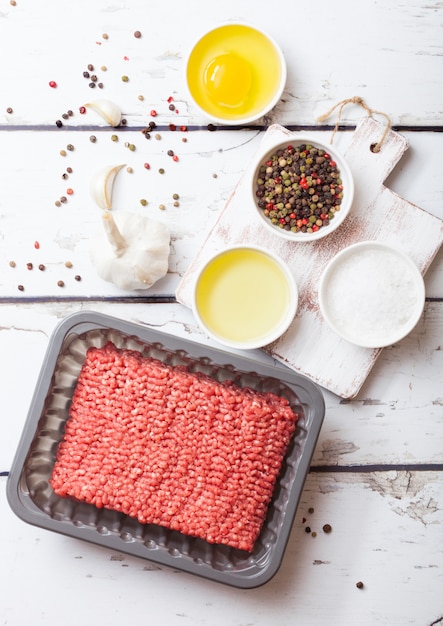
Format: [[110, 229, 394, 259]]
[[7, 311, 325, 588]]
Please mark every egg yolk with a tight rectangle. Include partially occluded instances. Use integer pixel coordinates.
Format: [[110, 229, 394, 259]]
[[203, 53, 252, 109]]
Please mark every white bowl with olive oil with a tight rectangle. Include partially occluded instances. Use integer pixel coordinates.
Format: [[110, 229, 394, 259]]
[[193, 246, 298, 350]]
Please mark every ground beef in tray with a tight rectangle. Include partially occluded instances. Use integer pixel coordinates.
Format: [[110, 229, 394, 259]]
[[50, 341, 299, 551]]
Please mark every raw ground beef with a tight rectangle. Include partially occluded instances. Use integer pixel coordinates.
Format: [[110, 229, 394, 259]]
[[50, 341, 299, 551]]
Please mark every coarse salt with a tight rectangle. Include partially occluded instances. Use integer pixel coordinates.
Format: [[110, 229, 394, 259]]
[[320, 244, 425, 347]]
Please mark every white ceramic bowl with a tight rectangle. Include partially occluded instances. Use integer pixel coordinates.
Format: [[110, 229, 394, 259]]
[[185, 23, 286, 125], [192, 245, 298, 350], [250, 135, 354, 242], [318, 241, 426, 348]]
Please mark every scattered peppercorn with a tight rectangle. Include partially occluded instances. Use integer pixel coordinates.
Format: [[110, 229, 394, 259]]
[[38, 264, 45, 271], [66, 188, 74, 195], [158, 168, 165, 174], [60, 196, 67, 203], [67, 144, 74, 151], [323, 524, 332, 533], [57, 280, 65, 287], [10, 0, 17, 5], [79, 106, 86, 114], [172, 155, 179, 162], [134, 30, 142, 38], [356, 581, 364, 589], [9, 260, 16, 268], [55, 120, 63, 128], [102, 33, 109, 40], [121, 75, 129, 82], [159, 204, 166, 210], [167, 149, 174, 157], [128, 143, 136, 151], [126, 166, 133, 173], [169, 104, 175, 111], [111, 135, 118, 142], [49, 81, 57, 88], [169, 123, 176, 131], [83, 71, 90, 78], [74, 274, 82, 281], [87, 64, 94, 71], [17, 284, 24, 291], [89, 135, 97, 143], [150, 110, 157, 117], [89, 82, 96, 89], [101, 65, 107, 71], [172, 193, 179, 200], [59, 150, 67, 156], [90, 75, 98, 82], [144, 163, 151, 170], [155, 133, 161, 140], [311, 531, 317, 537], [66, 166, 73, 173], [98, 82, 104, 89], [65, 261, 73, 268], [305, 526, 311, 533], [6, 107, 13, 114], [308, 507, 315, 514], [207, 123, 216, 131], [140, 199, 148, 206], [55, 200, 62, 207], [34, 241, 40, 249], [62, 113, 69, 120], [26, 262, 33, 270]]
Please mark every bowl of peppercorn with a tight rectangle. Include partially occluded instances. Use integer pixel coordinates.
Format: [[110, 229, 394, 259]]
[[251, 135, 354, 241]]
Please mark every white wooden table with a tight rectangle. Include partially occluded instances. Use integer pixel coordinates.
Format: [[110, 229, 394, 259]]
[[1, 1, 442, 624]]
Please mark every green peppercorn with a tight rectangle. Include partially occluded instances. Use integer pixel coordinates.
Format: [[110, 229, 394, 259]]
[[140, 199, 148, 206], [111, 135, 118, 142], [121, 75, 129, 82]]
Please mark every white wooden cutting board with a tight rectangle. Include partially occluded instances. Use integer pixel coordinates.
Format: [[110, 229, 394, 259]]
[[176, 118, 443, 398]]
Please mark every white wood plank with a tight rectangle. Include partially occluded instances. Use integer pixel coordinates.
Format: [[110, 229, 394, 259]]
[[1, 129, 441, 298], [0, 0, 442, 127], [2, 471, 442, 626], [1, 300, 442, 470]]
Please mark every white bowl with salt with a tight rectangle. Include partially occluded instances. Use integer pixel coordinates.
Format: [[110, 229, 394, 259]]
[[318, 241, 425, 348]]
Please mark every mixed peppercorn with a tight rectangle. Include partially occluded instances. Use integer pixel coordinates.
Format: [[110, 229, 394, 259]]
[[255, 144, 344, 234]]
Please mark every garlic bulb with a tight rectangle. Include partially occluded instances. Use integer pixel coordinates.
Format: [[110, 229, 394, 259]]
[[90, 210, 170, 290], [85, 99, 122, 127], [90, 164, 126, 209]]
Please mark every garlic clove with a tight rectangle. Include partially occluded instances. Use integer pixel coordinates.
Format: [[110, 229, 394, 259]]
[[102, 210, 127, 256], [84, 99, 122, 127], [90, 164, 126, 209]]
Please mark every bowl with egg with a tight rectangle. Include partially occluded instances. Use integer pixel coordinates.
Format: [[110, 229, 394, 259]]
[[192, 245, 298, 350], [250, 135, 354, 241], [185, 23, 286, 125]]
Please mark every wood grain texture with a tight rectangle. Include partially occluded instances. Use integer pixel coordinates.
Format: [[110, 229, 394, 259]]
[[176, 119, 443, 398], [0, 0, 442, 623]]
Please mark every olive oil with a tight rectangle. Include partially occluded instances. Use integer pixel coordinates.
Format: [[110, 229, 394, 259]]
[[195, 248, 293, 345], [187, 24, 283, 122]]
